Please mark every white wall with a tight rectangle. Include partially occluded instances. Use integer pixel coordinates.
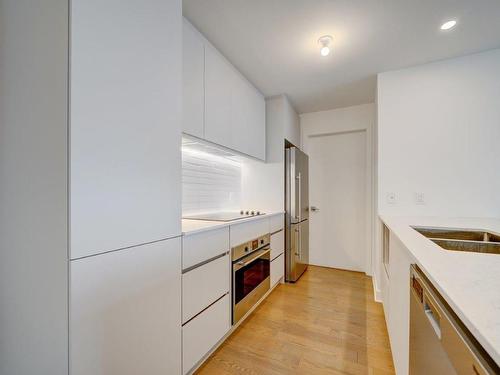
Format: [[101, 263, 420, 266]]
[[378, 48, 500, 218], [241, 94, 300, 212], [301, 103, 375, 145], [301, 103, 376, 275]]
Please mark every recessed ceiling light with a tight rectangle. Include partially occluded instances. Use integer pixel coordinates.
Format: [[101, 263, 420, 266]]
[[318, 35, 333, 57], [440, 20, 457, 30]]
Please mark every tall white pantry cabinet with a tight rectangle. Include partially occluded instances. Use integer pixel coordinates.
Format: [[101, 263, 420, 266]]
[[0, 1, 183, 374]]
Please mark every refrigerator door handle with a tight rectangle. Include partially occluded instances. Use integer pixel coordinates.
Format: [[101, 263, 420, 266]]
[[297, 172, 301, 222], [298, 226, 302, 260], [294, 227, 300, 257]]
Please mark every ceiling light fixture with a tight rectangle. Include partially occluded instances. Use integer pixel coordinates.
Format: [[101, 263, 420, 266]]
[[318, 35, 333, 57], [440, 20, 457, 30]]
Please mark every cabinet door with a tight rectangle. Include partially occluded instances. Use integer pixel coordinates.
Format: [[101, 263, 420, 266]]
[[230, 74, 266, 160], [271, 253, 284, 287], [182, 294, 230, 374], [182, 19, 204, 138], [70, 238, 181, 375], [387, 233, 415, 375], [70, 0, 182, 259], [271, 230, 284, 260], [204, 44, 234, 149], [182, 226, 229, 270], [205, 43, 266, 160], [230, 73, 248, 153], [250, 88, 266, 160], [182, 254, 230, 323], [240, 83, 266, 160], [230, 218, 270, 247], [269, 214, 284, 233]]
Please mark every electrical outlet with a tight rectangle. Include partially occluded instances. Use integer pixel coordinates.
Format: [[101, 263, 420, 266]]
[[386, 192, 396, 204], [415, 192, 425, 205]]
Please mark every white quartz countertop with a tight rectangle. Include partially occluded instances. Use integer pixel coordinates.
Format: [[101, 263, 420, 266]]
[[182, 211, 284, 236], [380, 215, 500, 365]]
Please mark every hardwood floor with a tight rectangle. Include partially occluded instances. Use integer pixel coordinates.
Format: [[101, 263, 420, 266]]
[[196, 266, 394, 375]]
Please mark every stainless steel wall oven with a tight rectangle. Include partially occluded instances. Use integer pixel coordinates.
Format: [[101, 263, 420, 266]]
[[232, 234, 271, 324]]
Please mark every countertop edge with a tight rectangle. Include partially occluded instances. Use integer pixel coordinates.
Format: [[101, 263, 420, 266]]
[[182, 211, 285, 236]]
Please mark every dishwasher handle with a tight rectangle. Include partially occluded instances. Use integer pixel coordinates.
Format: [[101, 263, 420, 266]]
[[411, 272, 442, 339], [423, 292, 442, 339]]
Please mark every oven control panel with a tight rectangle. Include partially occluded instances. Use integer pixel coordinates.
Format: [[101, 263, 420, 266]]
[[231, 233, 270, 262]]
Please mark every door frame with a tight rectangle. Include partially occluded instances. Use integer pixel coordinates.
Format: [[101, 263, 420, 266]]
[[300, 104, 375, 277]]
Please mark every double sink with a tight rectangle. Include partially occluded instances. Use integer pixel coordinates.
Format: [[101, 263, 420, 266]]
[[413, 226, 500, 254]]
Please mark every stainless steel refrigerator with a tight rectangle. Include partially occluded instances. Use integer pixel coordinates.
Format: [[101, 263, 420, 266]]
[[285, 147, 309, 282]]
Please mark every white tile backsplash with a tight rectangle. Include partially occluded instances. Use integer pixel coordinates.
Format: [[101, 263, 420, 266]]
[[182, 148, 242, 215]]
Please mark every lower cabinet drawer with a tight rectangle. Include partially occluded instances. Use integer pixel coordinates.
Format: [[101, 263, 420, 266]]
[[269, 213, 284, 234], [270, 253, 284, 287], [230, 218, 269, 247], [182, 227, 229, 270], [182, 254, 230, 323], [182, 294, 230, 374], [270, 230, 284, 260]]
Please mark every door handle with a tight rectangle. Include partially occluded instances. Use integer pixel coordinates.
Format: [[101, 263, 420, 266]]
[[423, 292, 442, 339], [294, 228, 300, 257], [235, 248, 270, 270], [297, 172, 301, 221], [310, 206, 320, 212]]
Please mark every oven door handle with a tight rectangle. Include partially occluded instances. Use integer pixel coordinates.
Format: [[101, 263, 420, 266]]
[[234, 248, 270, 270]]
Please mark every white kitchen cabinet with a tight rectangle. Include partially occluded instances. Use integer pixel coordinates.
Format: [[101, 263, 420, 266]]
[[182, 19, 204, 138], [182, 254, 230, 323], [240, 80, 266, 159], [70, 0, 182, 259], [182, 294, 231, 374], [70, 238, 181, 375], [230, 217, 270, 247], [271, 230, 285, 260], [271, 253, 285, 287], [386, 232, 416, 375], [1, 0, 183, 373], [182, 227, 229, 270], [203, 34, 265, 160], [183, 18, 265, 160], [204, 44, 235, 150], [269, 214, 284, 234]]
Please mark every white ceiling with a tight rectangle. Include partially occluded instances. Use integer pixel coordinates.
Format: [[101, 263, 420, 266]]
[[183, 0, 500, 114]]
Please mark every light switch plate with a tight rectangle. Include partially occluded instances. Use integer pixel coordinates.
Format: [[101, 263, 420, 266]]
[[415, 192, 425, 205], [386, 192, 396, 204]]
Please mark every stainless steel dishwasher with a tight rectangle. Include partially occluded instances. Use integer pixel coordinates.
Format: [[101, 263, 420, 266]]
[[409, 265, 499, 374]]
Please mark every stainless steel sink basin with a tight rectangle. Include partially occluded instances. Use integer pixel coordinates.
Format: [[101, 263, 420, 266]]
[[412, 226, 500, 254]]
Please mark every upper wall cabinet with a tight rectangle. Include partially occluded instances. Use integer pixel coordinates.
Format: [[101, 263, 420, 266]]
[[70, 0, 182, 259], [182, 18, 266, 160], [205, 44, 266, 160], [204, 44, 235, 149], [182, 20, 204, 139], [240, 77, 266, 159]]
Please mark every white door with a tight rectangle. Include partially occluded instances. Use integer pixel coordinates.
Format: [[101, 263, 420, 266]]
[[308, 130, 367, 272]]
